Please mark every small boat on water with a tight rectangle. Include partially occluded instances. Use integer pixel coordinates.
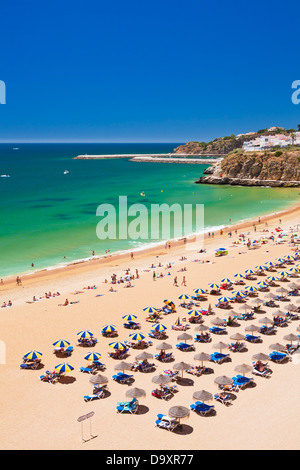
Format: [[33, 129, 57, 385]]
[[63, 170, 69, 174], [1, 174, 10, 178]]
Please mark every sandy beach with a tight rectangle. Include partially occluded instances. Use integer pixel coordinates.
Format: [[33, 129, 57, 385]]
[[1, 203, 300, 450]]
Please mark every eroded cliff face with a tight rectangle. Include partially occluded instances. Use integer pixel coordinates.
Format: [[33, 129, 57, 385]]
[[196, 149, 300, 187], [220, 151, 300, 181], [174, 140, 241, 155]]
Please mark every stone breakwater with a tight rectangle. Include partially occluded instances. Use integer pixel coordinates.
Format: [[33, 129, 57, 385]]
[[74, 154, 223, 164]]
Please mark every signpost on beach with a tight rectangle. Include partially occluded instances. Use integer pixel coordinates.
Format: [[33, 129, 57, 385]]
[[77, 411, 97, 442]]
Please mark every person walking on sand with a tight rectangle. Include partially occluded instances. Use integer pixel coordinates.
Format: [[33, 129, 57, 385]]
[[181, 276, 186, 286], [173, 276, 178, 287], [16, 276, 22, 286], [153, 271, 156, 281]]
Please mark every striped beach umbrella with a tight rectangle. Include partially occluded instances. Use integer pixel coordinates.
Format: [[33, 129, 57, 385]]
[[218, 296, 231, 303], [143, 307, 157, 314], [231, 290, 245, 297], [109, 341, 127, 350], [122, 314, 138, 321], [255, 265, 265, 271], [234, 274, 244, 279], [151, 323, 167, 332], [187, 310, 201, 317], [267, 275, 280, 281], [264, 261, 274, 267], [276, 258, 285, 264], [208, 283, 220, 290], [284, 255, 293, 261], [174, 317, 181, 326], [84, 352, 102, 361], [55, 362, 74, 373], [278, 271, 290, 277], [244, 286, 258, 293], [220, 278, 232, 284], [245, 270, 255, 275], [53, 340, 70, 348], [193, 288, 207, 295], [77, 330, 93, 339], [257, 281, 268, 288], [101, 324, 117, 333], [129, 332, 146, 342], [289, 267, 299, 274], [23, 350, 42, 361], [178, 294, 191, 300], [164, 299, 174, 305]]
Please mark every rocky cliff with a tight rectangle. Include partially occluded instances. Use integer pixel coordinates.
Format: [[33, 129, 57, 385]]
[[196, 148, 300, 187]]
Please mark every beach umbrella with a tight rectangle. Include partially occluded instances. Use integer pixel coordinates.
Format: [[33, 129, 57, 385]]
[[187, 310, 201, 317], [258, 317, 273, 324], [234, 363, 252, 376], [264, 261, 274, 267], [284, 304, 297, 312], [283, 333, 298, 344], [272, 309, 285, 317], [277, 271, 290, 278], [257, 281, 268, 288], [264, 293, 276, 299], [114, 361, 133, 371], [255, 265, 265, 271], [143, 307, 157, 314], [284, 255, 293, 261], [129, 333, 146, 342], [287, 282, 300, 289], [194, 352, 210, 366], [151, 323, 167, 332], [193, 288, 207, 295], [23, 350, 42, 361], [234, 274, 244, 279], [224, 309, 238, 316], [208, 283, 220, 290], [125, 387, 146, 399], [231, 291, 244, 298], [252, 353, 269, 361], [168, 406, 190, 424], [238, 304, 252, 312], [245, 324, 260, 332], [77, 330, 93, 339], [244, 286, 258, 293], [214, 376, 233, 386], [174, 317, 181, 326], [193, 390, 213, 402], [54, 362, 74, 373], [289, 267, 299, 274], [269, 343, 286, 352], [230, 333, 245, 341], [220, 278, 232, 284], [194, 324, 209, 332], [178, 294, 191, 300], [275, 287, 288, 294], [109, 341, 127, 350], [250, 298, 263, 306], [53, 340, 70, 349], [101, 324, 117, 333], [135, 351, 153, 361], [177, 333, 193, 342], [152, 374, 171, 386], [164, 299, 175, 305], [156, 342, 172, 351], [173, 361, 191, 378], [218, 296, 231, 303], [211, 317, 225, 326], [266, 276, 279, 282], [122, 314, 138, 321], [89, 374, 108, 385], [84, 352, 102, 361], [276, 258, 285, 264], [245, 270, 255, 275], [212, 342, 228, 352]]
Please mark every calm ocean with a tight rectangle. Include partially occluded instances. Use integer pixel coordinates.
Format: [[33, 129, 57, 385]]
[[0, 143, 299, 277]]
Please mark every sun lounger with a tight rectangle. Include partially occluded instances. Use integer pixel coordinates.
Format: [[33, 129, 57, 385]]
[[176, 342, 195, 351], [151, 388, 173, 400], [259, 326, 276, 335], [116, 398, 138, 413], [214, 393, 232, 406], [190, 402, 215, 416], [245, 334, 261, 343], [112, 372, 134, 383], [20, 361, 40, 370], [210, 352, 230, 364], [154, 352, 173, 362], [269, 352, 289, 363], [155, 414, 179, 431], [80, 366, 96, 374], [194, 334, 211, 343], [84, 390, 105, 401], [92, 360, 106, 370], [252, 365, 271, 377], [123, 321, 140, 329], [232, 375, 254, 390], [163, 369, 179, 379], [229, 342, 246, 352], [209, 326, 227, 334]]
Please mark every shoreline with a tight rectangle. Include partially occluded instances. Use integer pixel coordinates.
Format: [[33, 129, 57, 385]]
[[1, 199, 300, 293]]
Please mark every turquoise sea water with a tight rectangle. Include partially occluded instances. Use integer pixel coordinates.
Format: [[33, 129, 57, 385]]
[[0, 143, 299, 277]]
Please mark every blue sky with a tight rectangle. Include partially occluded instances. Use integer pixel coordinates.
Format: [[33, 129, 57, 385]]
[[0, 0, 300, 142]]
